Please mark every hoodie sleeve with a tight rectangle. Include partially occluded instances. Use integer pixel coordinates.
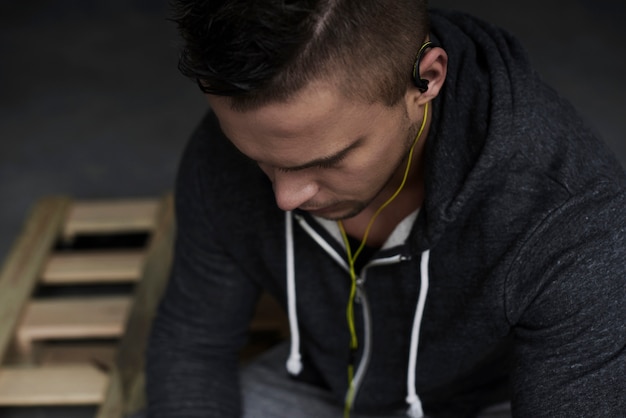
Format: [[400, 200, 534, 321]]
[[146, 122, 260, 418], [505, 185, 626, 417]]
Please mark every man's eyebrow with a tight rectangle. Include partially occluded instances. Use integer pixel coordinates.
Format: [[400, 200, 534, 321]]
[[278, 138, 363, 172]]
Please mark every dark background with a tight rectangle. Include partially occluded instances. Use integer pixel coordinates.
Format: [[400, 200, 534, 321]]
[[0, 0, 625, 417]]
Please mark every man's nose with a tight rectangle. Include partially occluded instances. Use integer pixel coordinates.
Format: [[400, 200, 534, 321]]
[[272, 170, 318, 211]]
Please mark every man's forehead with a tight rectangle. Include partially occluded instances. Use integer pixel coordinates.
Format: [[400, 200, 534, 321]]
[[208, 83, 379, 140]]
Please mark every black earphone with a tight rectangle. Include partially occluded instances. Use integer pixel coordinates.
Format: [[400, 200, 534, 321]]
[[412, 41, 436, 92]]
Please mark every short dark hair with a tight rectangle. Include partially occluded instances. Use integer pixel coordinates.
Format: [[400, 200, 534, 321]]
[[172, 0, 430, 108]]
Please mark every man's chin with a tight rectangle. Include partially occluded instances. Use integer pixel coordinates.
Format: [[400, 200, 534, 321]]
[[302, 202, 365, 221]]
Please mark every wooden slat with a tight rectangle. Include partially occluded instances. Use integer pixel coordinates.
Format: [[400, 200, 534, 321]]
[[0, 365, 108, 406], [0, 197, 71, 364], [16, 296, 131, 356], [41, 251, 145, 284], [38, 341, 117, 369], [97, 193, 175, 418], [96, 367, 123, 418], [62, 198, 159, 240]]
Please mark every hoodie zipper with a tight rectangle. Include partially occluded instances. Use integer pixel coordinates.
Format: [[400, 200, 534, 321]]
[[349, 255, 408, 405], [294, 214, 411, 409]]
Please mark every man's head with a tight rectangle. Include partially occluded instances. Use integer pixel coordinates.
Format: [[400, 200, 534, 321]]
[[174, 0, 447, 220], [172, 0, 430, 109]]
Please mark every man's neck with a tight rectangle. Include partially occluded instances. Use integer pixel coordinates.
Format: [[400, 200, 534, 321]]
[[340, 152, 425, 248], [339, 106, 431, 247]]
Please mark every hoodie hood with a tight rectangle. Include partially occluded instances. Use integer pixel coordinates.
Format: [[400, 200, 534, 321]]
[[415, 9, 538, 250], [415, 10, 623, 253]]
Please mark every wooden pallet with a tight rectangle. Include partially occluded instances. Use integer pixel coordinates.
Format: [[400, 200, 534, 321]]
[[0, 194, 289, 417], [0, 195, 174, 417]]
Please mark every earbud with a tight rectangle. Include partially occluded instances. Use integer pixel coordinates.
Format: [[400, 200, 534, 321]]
[[415, 78, 429, 93], [412, 41, 436, 93]]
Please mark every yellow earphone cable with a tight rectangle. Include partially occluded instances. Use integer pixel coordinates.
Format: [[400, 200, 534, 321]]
[[339, 102, 429, 417]]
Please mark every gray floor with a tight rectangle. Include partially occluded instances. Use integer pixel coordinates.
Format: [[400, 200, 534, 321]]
[[0, 1, 624, 417]]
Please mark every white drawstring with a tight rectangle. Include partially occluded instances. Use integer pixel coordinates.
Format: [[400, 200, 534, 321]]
[[285, 211, 302, 375], [405, 249, 430, 418]]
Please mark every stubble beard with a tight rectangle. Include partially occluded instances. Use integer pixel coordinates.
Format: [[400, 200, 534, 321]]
[[322, 119, 421, 222]]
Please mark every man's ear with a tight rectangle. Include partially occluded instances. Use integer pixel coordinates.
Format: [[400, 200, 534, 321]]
[[407, 46, 448, 108]]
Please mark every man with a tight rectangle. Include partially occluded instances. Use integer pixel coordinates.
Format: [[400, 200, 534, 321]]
[[147, 1, 626, 417]]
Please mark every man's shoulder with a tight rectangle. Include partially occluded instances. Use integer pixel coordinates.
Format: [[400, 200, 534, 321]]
[[180, 110, 264, 185], [176, 110, 277, 220]]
